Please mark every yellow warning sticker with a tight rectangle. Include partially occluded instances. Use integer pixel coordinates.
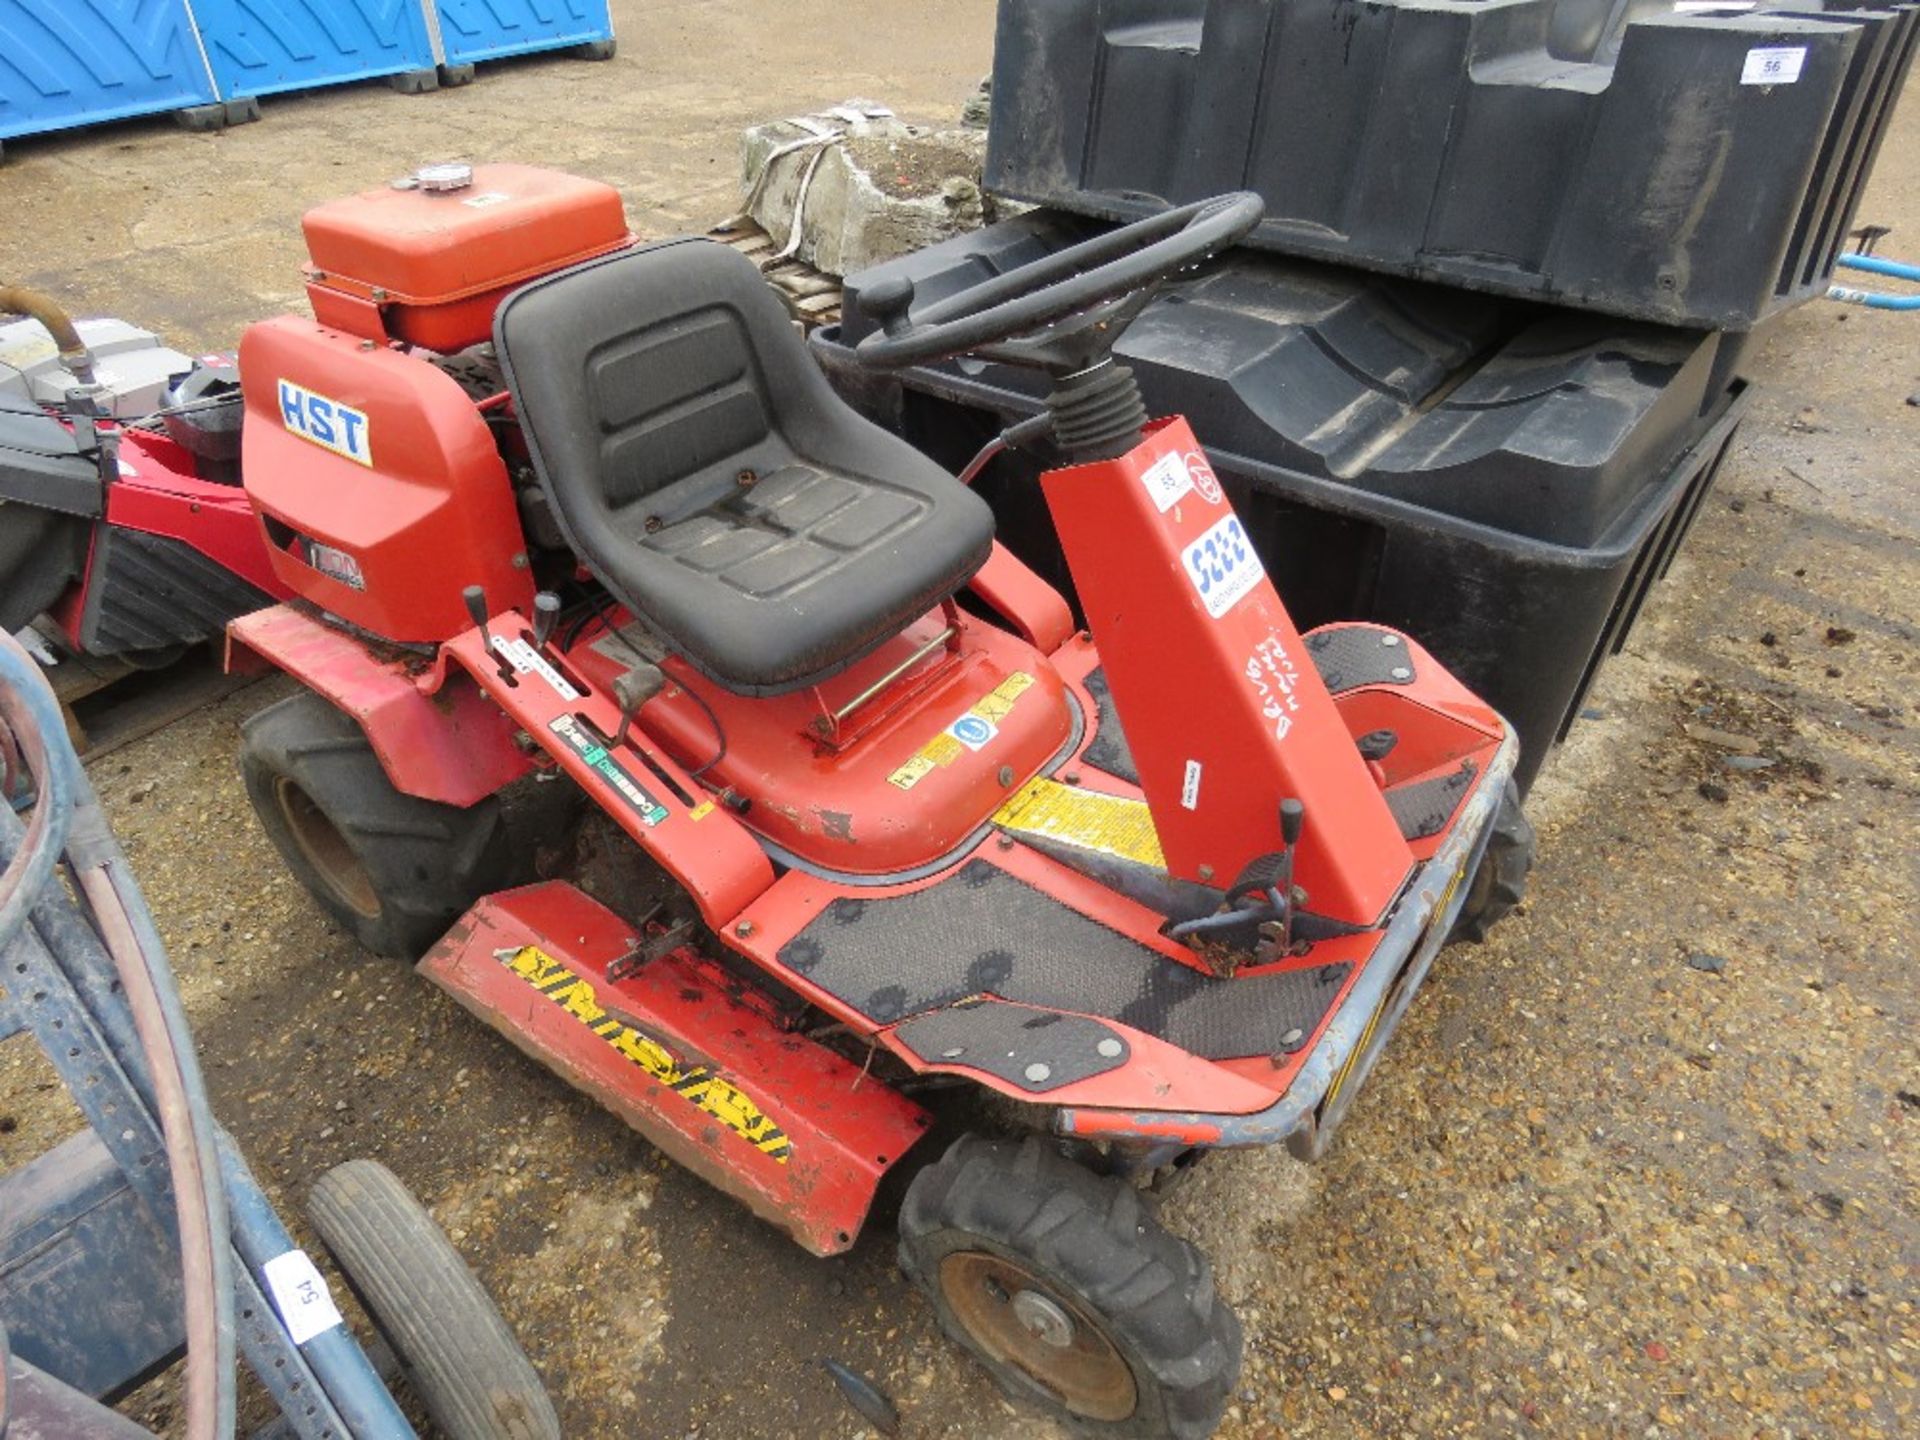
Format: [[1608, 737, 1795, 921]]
[[993, 778, 1166, 870], [887, 671, 1037, 791], [499, 945, 791, 1162]]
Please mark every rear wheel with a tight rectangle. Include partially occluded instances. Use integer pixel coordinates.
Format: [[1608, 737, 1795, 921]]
[[899, 1134, 1240, 1439], [239, 692, 515, 959], [1451, 777, 1534, 942], [308, 1160, 559, 1440]]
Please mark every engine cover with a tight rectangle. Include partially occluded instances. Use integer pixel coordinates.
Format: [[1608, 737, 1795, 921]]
[[238, 317, 533, 643]]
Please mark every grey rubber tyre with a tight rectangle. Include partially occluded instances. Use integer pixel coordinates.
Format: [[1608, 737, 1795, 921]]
[[0, 507, 86, 633], [1451, 778, 1535, 943], [309, 1160, 559, 1440], [899, 1135, 1241, 1439], [239, 692, 514, 959]]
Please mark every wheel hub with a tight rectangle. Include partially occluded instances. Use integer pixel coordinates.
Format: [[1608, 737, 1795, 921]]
[[1011, 1289, 1075, 1349], [939, 1251, 1137, 1421]]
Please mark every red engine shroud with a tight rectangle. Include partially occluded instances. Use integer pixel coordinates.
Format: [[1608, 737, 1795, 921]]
[[238, 317, 534, 644]]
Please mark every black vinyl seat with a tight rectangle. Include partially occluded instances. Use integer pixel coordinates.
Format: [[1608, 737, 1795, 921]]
[[495, 239, 995, 695]]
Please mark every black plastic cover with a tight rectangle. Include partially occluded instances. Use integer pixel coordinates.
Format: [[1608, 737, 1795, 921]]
[[814, 212, 1751, 791], [75, 525, 272, 656], [984, 0, 1918, 330], [0, 395, 103, 519]]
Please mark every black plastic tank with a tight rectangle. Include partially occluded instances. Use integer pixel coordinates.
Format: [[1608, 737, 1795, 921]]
[[982, 0, 1917, 330], [811, 211, 1752, 792]]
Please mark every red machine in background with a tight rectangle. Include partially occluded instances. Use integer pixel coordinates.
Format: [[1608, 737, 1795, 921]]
[[220, 164, 1532, 1440], [0, 288, 285, 661]]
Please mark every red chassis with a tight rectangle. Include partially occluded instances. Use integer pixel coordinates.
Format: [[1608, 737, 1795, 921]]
[[232, 414, 1514, 1247]]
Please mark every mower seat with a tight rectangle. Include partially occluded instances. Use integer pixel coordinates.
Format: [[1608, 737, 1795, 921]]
[[495, 239, 995, 695]]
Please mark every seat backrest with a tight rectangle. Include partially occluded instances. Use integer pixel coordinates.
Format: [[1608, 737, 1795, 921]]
[[495, 239, 996, 697], [589, 287, 775, 512], [497, 239, 825, 537]]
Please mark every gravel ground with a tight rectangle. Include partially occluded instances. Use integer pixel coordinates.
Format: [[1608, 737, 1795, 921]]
[[1, 4, 1915, 1437]]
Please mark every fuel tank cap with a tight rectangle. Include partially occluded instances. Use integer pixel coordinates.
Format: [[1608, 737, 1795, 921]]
[[393, 162, 475, 194]]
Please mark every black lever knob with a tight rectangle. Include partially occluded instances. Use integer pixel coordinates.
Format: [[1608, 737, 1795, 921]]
[[611, 662, 665, 748], [461, 584, 493, 651], [861, 275, 917, 337], [532, 591, 561, 649], [1279, 798, 1305, 848]]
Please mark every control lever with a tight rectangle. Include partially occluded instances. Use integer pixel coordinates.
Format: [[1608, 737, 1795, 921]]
[[1275, 798, 1305, 931], [861, 274, 916, 338], [611, 662, 666, 749], [1168, 798, 1308, 958], [532, 590, 561, 650], [461, 584, 493, 654]]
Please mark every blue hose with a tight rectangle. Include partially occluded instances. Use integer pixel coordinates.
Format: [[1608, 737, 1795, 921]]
[[0, 640, 74, 957], [1829, 252, 1920, 310]]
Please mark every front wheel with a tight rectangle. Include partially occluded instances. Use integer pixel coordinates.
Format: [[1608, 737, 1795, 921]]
[[1451, 777, 1534, 943], [239, 692, 515, 959], [899, 1135, 1241, 1439]]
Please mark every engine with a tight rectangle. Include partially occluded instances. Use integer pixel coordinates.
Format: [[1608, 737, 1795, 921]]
[[239, 163, 634, 645]]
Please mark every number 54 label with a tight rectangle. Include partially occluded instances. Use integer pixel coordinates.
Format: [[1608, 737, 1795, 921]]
[[1182, 514, 1265, 618]]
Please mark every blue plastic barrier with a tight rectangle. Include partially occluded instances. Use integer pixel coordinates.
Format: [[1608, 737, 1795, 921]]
[[190, 0, 439, 100], [430, 0, 613, 66], [0, 0, 613, 149], [0, 0, 217, 142]]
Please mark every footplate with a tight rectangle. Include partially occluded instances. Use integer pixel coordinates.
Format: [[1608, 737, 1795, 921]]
[[1054, 727, 1519, 1159], [419, 881, 931, 1255]]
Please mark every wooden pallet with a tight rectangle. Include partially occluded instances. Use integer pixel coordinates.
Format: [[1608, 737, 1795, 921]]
[[709, 216, 845, 329], [28, 629, 260, 762]]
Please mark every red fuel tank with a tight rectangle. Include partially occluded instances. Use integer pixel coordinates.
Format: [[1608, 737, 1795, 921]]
[[301, 163, 633, 352]]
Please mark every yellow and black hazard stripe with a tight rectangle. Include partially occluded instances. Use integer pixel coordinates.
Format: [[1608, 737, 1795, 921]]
[[501, 945, 792, 1162]]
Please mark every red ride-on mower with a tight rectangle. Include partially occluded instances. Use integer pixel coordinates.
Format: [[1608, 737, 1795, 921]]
[[226, 166, 1532, 1438]]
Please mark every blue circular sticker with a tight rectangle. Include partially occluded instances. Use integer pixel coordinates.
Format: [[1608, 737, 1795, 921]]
[[950, 715, 994, 747]]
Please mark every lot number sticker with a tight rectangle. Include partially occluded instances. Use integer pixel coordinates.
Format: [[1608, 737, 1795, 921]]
[[1741, 46, 1806, 85], [1140, 451, 1195, 512], [263, 1249, 345, 1346]]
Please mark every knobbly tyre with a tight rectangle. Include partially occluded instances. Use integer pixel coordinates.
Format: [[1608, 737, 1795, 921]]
[[222, 162, 1533, 1439]]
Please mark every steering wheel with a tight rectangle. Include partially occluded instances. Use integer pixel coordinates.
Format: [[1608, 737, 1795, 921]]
[[854, 192, 1265, 372]]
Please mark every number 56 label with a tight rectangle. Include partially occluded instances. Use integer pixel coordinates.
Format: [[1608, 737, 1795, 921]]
[[1182, 514, 1264, 618]]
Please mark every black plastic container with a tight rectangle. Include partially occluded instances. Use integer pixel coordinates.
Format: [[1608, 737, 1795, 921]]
[[984, 0, 1918, 331], [812, 212, 1752, 792]]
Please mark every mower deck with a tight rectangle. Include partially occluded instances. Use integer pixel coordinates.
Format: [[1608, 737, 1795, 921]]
[[419, 881, 929, 1256]]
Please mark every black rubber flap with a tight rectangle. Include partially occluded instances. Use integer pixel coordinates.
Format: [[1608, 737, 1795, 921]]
[[1386, 761, 1478, 842], [894, 1000, 1129, 1093], [76, 525, 272, 655], [1306, 626, 1417, 694], [777, 860, 1350, 1060]]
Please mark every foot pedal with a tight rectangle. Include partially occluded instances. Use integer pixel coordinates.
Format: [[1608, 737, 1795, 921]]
[[419, 882, 930, 1255]]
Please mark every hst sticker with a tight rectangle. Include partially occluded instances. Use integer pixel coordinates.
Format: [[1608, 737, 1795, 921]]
[[278, 380, 372, 466], [1182, 514, 1264, 618]]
